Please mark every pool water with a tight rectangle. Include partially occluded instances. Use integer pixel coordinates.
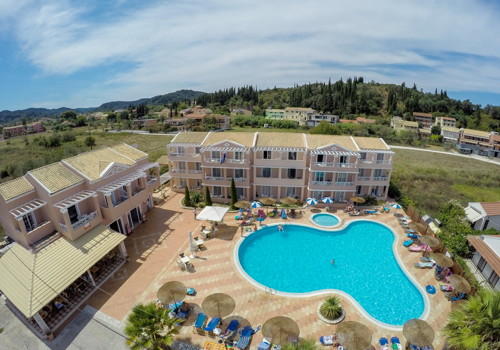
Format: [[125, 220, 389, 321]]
[[237, 222, 425, 326], [312, 213, 340, 227]]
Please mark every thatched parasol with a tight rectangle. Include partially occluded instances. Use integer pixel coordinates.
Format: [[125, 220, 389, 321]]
[[202, 293, 236, 318], [336, 321, 372, 350], [409, 222, 428, 234], [419, 236, 441, 249], [430, 253, 454, 268], [234, 201, 251, 209], [259, 197, 276, 206], [447, 274, 471, 294], [222, 315, 252, 329], [157, 281, 187, 306], [403, 319, 435, 347], [262, 316, 300, 346], [350, 196, 366, 204], [280, 197, 298, 205]]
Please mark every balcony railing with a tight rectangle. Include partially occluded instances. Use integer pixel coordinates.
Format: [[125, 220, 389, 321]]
[[205, 158, 221, 163], [372, 176, 388, 181], [171, 169, 202, 174], [226, 159, 248, 164], [375, 160, 391, 164], [357, 176, 371, 181], [230, 177, 247, 182], [311, 181, 333, 186], [313, 162, 335, 167], [204, 176, 225, 181], [335, 181, 354, 186], [60, 211, 98, 232], [337, 163, 355, 168]]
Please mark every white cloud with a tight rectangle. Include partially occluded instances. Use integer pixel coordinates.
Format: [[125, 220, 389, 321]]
[[6, 0, 500, 107]]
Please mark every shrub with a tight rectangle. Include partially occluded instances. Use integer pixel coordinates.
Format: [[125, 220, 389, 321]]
[[319, 296, 343, 320]]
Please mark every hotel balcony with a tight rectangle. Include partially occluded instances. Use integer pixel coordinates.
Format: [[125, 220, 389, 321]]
[[371, 176, 389, 182], [60, 211, 99, 233], [170, 169, 203, 178], [309, 162, 357, 171], [168, 153, 201, 161]]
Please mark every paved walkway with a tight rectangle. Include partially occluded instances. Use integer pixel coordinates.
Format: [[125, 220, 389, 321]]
[[85, 191, 451, 349]]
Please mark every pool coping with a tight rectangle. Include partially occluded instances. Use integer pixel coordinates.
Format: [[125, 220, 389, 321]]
[[309, 212, 342, 229], [232, 219, 431, 331]]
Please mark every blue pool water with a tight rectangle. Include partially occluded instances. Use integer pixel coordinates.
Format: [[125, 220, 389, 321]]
[[312, 213, 340, 227], [237, 222, 425, 326]]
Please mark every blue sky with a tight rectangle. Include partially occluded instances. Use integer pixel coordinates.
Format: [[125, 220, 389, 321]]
[[1, 0, 500, 110]]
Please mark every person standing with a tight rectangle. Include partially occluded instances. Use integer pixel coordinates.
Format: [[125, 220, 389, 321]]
[[193, 207, 197, 219]]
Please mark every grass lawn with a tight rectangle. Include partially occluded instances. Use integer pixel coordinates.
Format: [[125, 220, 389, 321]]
[[392, 149, 500, 215]]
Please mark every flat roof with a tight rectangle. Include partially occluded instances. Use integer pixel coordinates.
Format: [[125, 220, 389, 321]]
[[0, 225, 126, 317], [171, 132, 209, 144], [0, 177, 35, 202], [28, 163, 83, 194], [202, 132, 255, 147], [256, 132, 305, 148]]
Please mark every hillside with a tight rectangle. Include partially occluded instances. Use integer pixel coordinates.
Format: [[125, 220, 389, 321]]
[[0, 89, 205, 125]]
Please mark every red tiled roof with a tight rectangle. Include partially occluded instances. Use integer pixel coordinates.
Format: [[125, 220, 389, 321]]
[[413, 112, 432, 118], [442, 117, 456, 121], [467, 235, 500, 275], [480, 202, 500, 216], [339, 119, 357, 124]]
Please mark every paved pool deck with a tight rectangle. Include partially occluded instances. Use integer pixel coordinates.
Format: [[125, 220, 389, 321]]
[[86, 189, 449, 349]]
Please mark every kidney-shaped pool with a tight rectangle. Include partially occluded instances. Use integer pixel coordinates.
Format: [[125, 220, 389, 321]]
[[236, 221, 426, 326]]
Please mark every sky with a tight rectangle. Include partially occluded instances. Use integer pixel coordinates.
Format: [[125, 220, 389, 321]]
[[1, 0, 500, 110]]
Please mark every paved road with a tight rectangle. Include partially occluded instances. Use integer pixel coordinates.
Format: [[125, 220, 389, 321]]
[[388, 145, 500, 165], [0, 298, 128, 350]]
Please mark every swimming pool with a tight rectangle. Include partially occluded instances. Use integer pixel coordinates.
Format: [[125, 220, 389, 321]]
[[311, 213, 340, 227], [236, 221, 426, 326]]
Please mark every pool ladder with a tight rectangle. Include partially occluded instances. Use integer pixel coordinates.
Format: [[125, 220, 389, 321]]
[[265, 286, 277, 295]]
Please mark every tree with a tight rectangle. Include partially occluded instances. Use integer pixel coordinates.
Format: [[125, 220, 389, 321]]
[[124, 302, 180, 350], [431, 125, 441, 135], [184, 185, 191, 207], [204, 187, 212, 206], [282, 339, 318, 350], [61, 110, 77, 120], [442, 290, 500, 350], [229, 177, 237, 210], [85, 135, 96, 149]]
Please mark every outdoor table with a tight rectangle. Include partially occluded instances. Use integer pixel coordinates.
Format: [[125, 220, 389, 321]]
[[180, 255, 190, 268], [213, 327, 222, 336], [203, 341, 226, 350]]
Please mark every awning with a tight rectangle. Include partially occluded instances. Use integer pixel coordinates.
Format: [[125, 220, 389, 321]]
[[196, 206, 229, 222], [0, 225, 125, 318], [465, 206, 483, 223]]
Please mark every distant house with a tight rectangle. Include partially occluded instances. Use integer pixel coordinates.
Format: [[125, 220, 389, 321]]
[[132, 119, 158, 128], [419, 128, 431, 137], [490, 134, 500, 158], [265, 109, 285, 119], [441, 126, 460, 143], [467, 235, 500, 291], [413, 112, 433, 128], [391, 118, 419, 132], [2, 122, 45, 139], [465, 202, 500, 231], [434, 116, 457, 128], [458, 129, 492, 155], [266, 108, 315, 126], [305, 114, 339, 127]]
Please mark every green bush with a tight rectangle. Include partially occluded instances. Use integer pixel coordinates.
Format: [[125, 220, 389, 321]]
[[319, 296, 343, 320]]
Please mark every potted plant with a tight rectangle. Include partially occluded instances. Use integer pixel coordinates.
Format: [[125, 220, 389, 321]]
[[317, 295, 345, 324]]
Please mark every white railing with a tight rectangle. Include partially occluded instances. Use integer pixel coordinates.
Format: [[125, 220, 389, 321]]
[[372, 176, 388, 181], [335, 182, 354, 186], [337, 163, 355, 168], [171, 169, 186, 173], [62, 211, 98, 231], [147, 178, 158, 185], [358, 176, 371, 181], [204, 176, 225, 181], [230, 177, 247, 182], [313, 162, 335, 167], [226, 159, 247, 164], [205, 158, 221, 163], [168, 153, 184, 157], [311, 181, 333, 186], [375, 160, 391, 164], [359, 159, 372, 164]]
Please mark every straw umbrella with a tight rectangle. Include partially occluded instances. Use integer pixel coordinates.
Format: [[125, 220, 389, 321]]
[[446, 275, 472, 294], [260, 197, 276, 213], [336, 321, 372, 350], [410, 222, 428, 235], [222, 315, 251, 329], [430, 253, 454, 268], [403, 319, 435, 348], [350, 196, 365, 205], [262, 316, 300, 346], [202, 293, 236, 318], [157, 281, 187, 307], [235, 201, 251, 209], [280, 197, 298, 205]]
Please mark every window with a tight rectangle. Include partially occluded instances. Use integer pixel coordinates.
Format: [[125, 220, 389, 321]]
[[377, 153, 384, 161], [478, 257, 487, 272], [195, 162, 201, 171], [195, 147, 201, 154], [311, 191, 322, 199], [263, 168, 271, 178], [234, 169, 244, 178], [358, 169, 365, 176], [286, 187, 296, 197], [488, 271, 499, 286], [314, 172, 325, 181], [178, 162, 186, 171], [177, 146, 184, 155], [213, 186, 222, 197], [263, 150, 272, 159], [212, 168, 221, 177], [317, 154, 324, 163], [261, 186, 271, 197], [359, 153, 366, 160], [236, 188, 244, 199], [371, 187, 379, 196], [211, 151, 220, 160], [339, 156, 347, 164], [234, 151, 243, 160], [374, 169, 383, 177], [356, 186, 362, 195], [288, 152, 297, 160], [335, 192, 345, 202], [287, 168, 296, 179], [22, 212, 37, 232], [337, 173, 348, 183]]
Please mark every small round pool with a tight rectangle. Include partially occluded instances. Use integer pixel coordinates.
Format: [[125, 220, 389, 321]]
[[311, 213, 340, 227]]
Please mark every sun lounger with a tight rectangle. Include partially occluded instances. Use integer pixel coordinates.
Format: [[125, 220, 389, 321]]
[[420, 257, 433, 262], [257, 338, 271, 350], [407, 233, 420, 239], [379, 337, 389, 350], [440, 284, 453, 292], [348, 210, 360, 216], [409, 245, 431, 252], [403, 239, 414, 247], [391, 337, 402, 350], [219, 319, 239, 339], [193, 313, 207, 334], [364, 209, 378, 214], [194, 237, 205, 250], [281, 209, 287, 219], [203, 317, 221, 332], [235, 326, 254, 350], [414, 262, 434, 268], [320, 334, 338, 346], [449, 292, 466, 301]]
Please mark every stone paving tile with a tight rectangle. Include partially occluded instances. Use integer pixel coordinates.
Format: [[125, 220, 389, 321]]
[[86, 192, 449, 350]]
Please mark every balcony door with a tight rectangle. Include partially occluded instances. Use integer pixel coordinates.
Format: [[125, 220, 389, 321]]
[[67, 205, 80, 224], [22, 212, 37, 232], [314, 172, 325, 182], [109, 218, 125, 235]]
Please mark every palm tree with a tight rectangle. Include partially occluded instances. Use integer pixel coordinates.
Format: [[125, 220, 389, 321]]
[[124, 302, 180, 350], [282, 339, 318, 350], [319, 296, 343, 320], [442, 290, 500, 350]]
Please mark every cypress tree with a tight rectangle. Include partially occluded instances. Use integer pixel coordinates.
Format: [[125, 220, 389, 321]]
[[229, 178, 237, 210], [184, 185, 192, 207], [204, 187, 212, 206]]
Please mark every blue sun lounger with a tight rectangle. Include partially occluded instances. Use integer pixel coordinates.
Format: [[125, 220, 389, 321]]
[[379, 337, 389, 350], [281, 209, 287, 219], [193, 313, 207, 334], [236, 326, 254, 349], [407, 233, 420, 239], [391, 337, 402, 350], [219, 319, 239, 339], [403, 239, 414, 247], [204, 317, 221, 332]]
